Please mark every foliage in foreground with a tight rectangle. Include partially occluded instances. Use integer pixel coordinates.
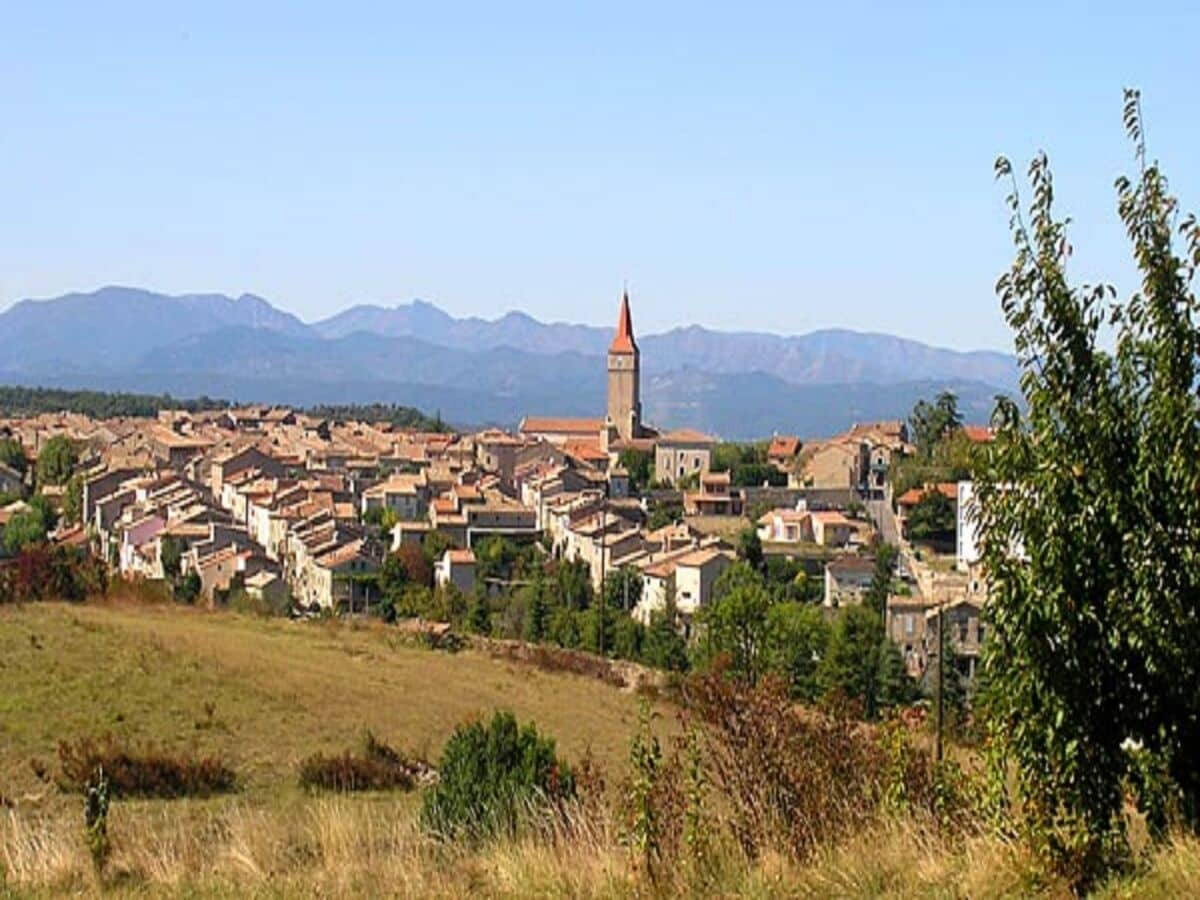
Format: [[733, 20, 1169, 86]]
[[979, 90, 1200, 887], [420, 711, 576, 842], [299, 732, 427, 793], [54, 735, 238, 799]]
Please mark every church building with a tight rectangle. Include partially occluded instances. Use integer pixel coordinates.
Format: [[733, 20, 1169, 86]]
[[519, 291, 656, 455]]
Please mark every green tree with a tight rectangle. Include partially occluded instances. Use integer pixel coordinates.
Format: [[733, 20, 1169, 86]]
[[553, 558, 592, 610], [699, 562, 772, 683], [612, 614, 645, 661], [910, 391, 963, 457], [3, 508, 48, 554], [466, 590, 491, 635], [160, 535, 183, 579], [763, 601, 829, 701], [642, 601, 689, 672], [865, 544, 899, 616], [817, 604, 910, 720], [605, 565, 643, 611], [378, 552, 410, 606], [977, 93, 1200, 880], [62, 475, 82, 525], [647, 498, 683, 530], [522, 574, 551, 642], [735, 527, 764, 571], [548, 604, 581, 648], [35, 435, 77, 487], [420, 711, 575, 841], [0, 437, 27, 475], [581, 599, 617, 656], [175, 570, 202, 604], [907, 490, 956, 542], [617, 448, 653, 492]]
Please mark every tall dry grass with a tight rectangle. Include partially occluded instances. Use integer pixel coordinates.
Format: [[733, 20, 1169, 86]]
[[3, 796, 1196, 898]]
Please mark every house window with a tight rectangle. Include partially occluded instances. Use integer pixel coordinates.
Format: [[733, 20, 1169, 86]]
[[905, 615, 913, 635], [693, 457, 701, 469], [958, 622, 969, 643]]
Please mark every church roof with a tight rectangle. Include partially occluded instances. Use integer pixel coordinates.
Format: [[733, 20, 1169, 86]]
[[609, 292, 638, 355]]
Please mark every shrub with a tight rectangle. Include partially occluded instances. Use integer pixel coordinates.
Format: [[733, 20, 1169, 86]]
[[298, 732, 425, 793], [421, 711, 576, 842], [681, 668, 885, 861], [56, 736, 237, 799]]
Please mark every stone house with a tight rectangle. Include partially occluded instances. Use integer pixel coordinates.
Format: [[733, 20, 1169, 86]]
[[655, 429, 715, 485], [823, 555, 875, 607]]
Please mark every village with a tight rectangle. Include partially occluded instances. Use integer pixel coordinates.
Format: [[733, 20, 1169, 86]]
[[0, 293, 992, 690]]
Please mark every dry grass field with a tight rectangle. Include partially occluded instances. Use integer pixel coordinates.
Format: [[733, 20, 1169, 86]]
[[2, 601, 1198, 898]]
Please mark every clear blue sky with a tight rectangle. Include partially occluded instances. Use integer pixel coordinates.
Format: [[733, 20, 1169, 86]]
[[2, 2, 1197, 351]]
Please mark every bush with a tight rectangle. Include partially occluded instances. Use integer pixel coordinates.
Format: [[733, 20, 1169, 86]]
[[682, 670, 885, 861], [421, 711, 576, 842], [56, 736, 237, 799], [298, 732, 425, 793]]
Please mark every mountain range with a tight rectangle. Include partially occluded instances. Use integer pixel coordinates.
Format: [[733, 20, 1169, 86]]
[[0, 286, 1018, 439]]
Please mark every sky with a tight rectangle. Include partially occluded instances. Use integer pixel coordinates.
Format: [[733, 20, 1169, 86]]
[[2, 2, 1198, 352]]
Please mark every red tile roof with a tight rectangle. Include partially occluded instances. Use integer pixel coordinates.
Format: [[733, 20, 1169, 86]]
[[896, 483, 959, 506], [962, 425, 995, 443], [768, 435, 802, 459], [520, 417, 604, 435]]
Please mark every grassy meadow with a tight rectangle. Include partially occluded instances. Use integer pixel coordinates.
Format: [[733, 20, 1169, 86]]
[[1, 601, 1198, 897]]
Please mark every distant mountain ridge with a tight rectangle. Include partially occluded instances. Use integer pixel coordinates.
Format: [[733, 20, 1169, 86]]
[[0, 286, 1018, 438]]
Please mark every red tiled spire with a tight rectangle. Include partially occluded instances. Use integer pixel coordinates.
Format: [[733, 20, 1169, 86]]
[[609, 290, 638, 354]]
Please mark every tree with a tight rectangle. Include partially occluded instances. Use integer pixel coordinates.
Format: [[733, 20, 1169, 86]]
[[817, 604, 910, 720], [906, 490, 956, 542], [642, 602, 689, 672], [35, 436, 77, 487], [763, 601, 829, 701], [699, 562, 772, 684], [0, 437, 27, 475], [422, 531, 453, 566], [617, 448, 653, 492], [604, 565, 643, 611], [3, 508, 48, 554], [160, 535, 183, 579], [865, 544, 899, 616], [612, 615, 645, 661], [735, 527, 763, 571], [647, 499, 683, 530], [378, 552, 410, 606], [552, 558, 592, 610], [420, 711, 575, 841], [977, 93, 1200, 880], [466, 590, 491, 635], [910, 391, 963, 457], [395, 542, 433, 588], [175, 570, 202, 604], [521, 574, 551, 642], [581, 600, 617, 656], [62, 475, 82, 525]]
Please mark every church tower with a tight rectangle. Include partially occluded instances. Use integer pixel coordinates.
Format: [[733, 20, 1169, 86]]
[[606, 291, 641, 441]]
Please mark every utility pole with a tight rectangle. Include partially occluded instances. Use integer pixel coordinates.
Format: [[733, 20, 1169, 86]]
[[598, 505, 606, 656], [935, 596, 945, 764]]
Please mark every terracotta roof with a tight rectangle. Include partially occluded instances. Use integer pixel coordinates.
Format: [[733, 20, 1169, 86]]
[[897, 483, 959, 506], [768, 435, 802, 459], [520, 417, 604, 435], [445, 549, 476, 564], [658, 428, 716, 445], [962, 425, 995, 443], [811, 510, 852, 525], [675, 547, 729, 568], [563, 440, 608, 463], [609, 291, 638, 355]]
